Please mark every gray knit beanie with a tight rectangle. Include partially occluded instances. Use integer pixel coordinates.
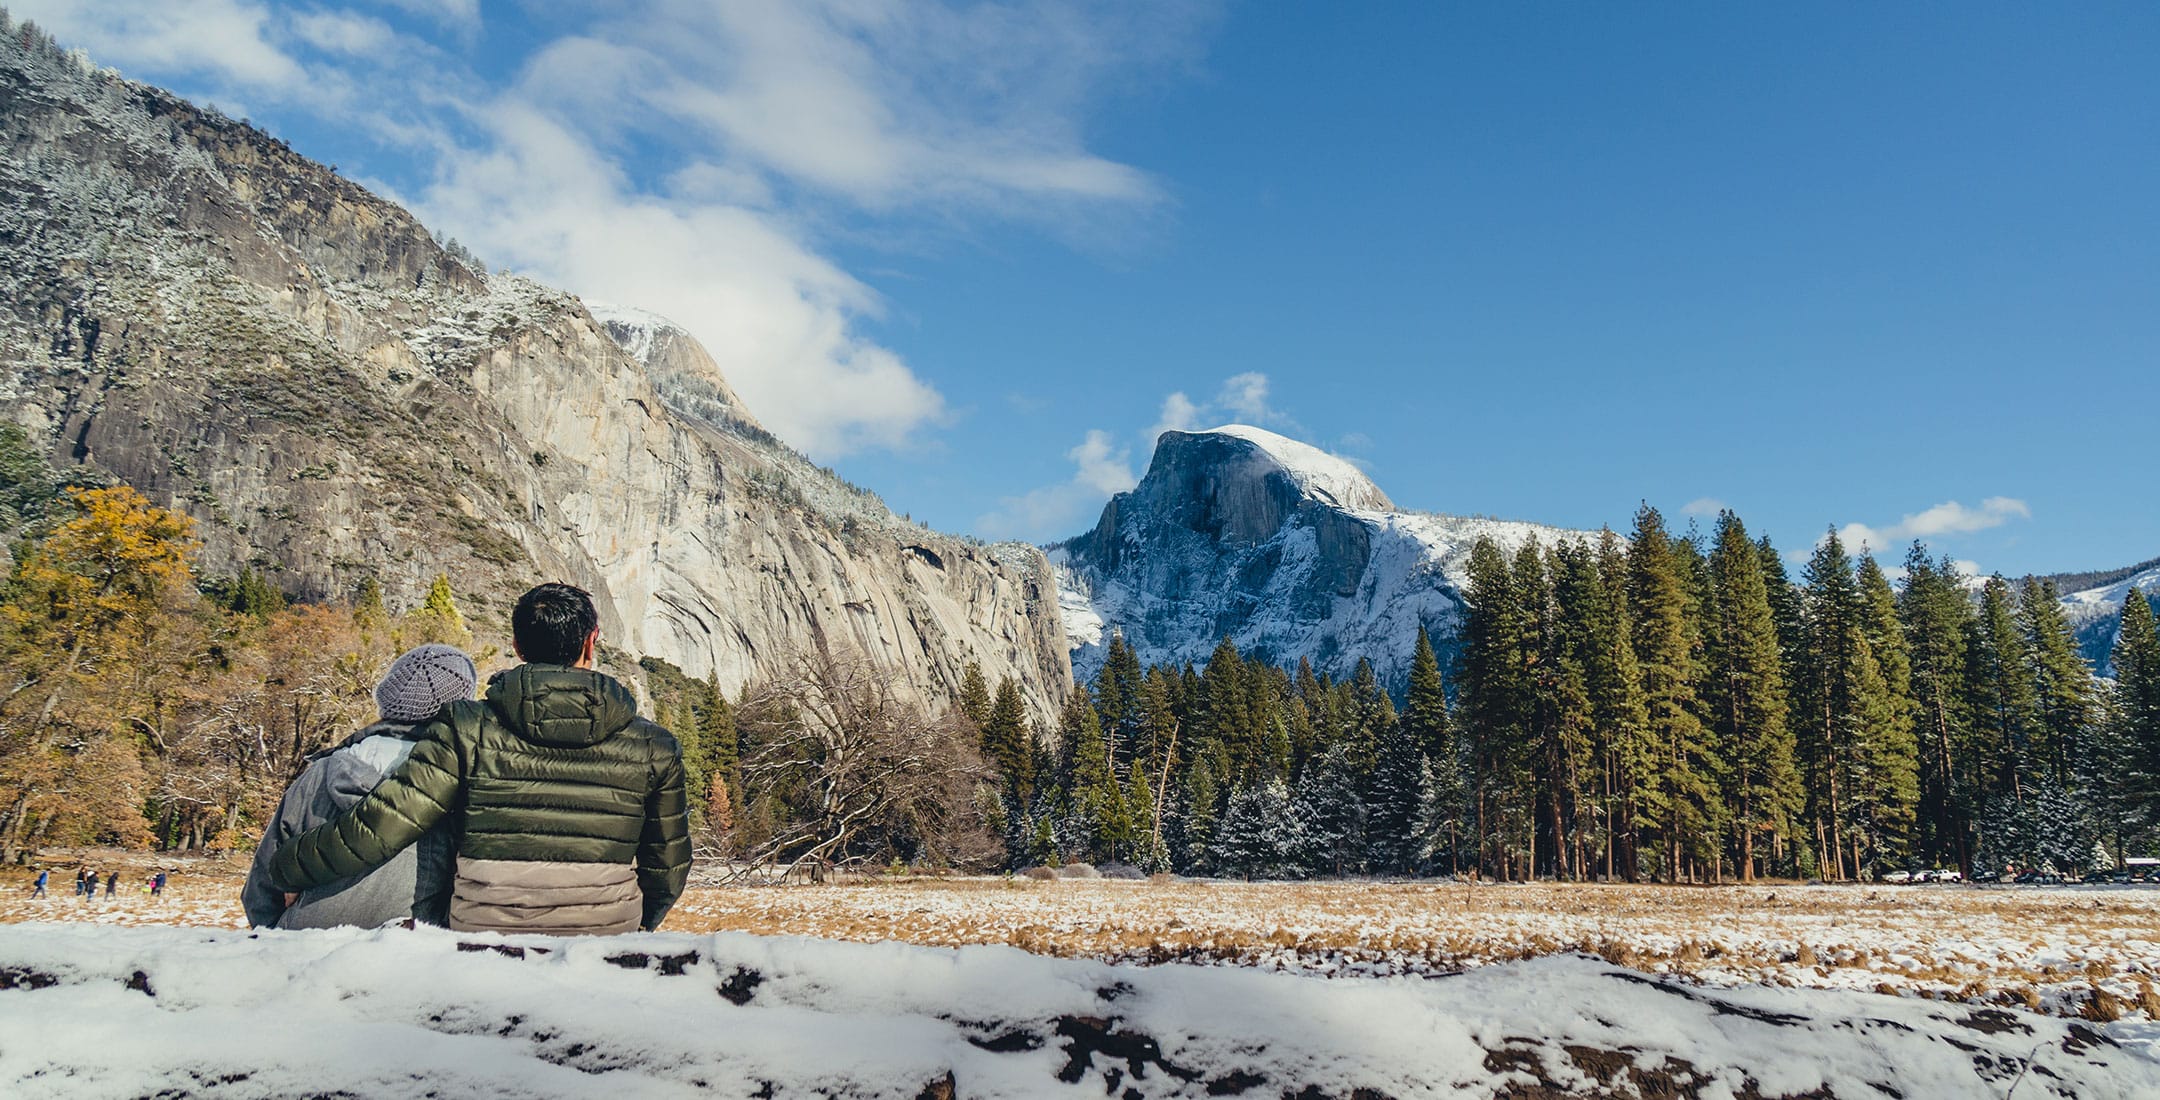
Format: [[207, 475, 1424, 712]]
[[375, 644, 479, 724]]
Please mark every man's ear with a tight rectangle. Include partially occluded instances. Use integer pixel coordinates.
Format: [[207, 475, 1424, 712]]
[[580, 628, 599, 668]]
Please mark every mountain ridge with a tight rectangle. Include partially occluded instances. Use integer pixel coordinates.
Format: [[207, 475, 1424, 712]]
[[0, 19, 1070, 722], [1053, 425, 1592, 688]]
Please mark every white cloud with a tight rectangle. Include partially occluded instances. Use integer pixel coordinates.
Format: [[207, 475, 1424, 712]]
[[9, 0, 305, 91], [23, 0, 1206, 458], [1217, 371, 1272, 424], [1068, 430, 1135, 495], [1682, 497, 1727, 517], [1836, 497, 2031, 553], [1150, 391, 1201, 439], [290, 11, 398, 57], [1145, 372, 1301, 446], [369, 0, 481, 35], [974, 429, 1135, 541]]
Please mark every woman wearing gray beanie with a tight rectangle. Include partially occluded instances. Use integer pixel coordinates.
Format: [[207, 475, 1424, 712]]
[[242, 644, 478, 929]]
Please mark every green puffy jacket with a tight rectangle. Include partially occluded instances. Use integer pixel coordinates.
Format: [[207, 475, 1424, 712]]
[[269, 664, 691, 933]]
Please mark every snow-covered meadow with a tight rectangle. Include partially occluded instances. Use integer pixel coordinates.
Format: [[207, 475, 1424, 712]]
[[3, 921, 2157, 1098], [7, 865, 2160, 1096]]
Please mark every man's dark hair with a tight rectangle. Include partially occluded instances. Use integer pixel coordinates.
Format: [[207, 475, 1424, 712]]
[[512, 583, 599, 665]]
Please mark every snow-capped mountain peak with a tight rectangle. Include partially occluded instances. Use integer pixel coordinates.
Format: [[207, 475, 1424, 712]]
[[1197, 424, 1393, 512], [1054, 425, 1587, 687]]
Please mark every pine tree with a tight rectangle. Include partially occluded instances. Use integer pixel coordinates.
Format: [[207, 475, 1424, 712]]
[[1193, 637, 1249, 782], [1290, 742, 1363, 875], [2113, 588, 2160, 828], [1589, 529, 1651, 880], [227, 566, 285, 620], [957, 662, 991, 730], [1461, 536, 1532, 878], [1852, 556, 1920, 872], [1210, 779, 1300, 880], [353, 575, 388, 632], [1838, 621, 1915, 877], [407, 573, 471, 648], [2019, 578, 2098, 789], [981, 678, 1034, 805], [1400, 625, 1462, 868], [1094, 631, 1146, 766], [422, 574, 460, 623], [1703, 512, 1801, 881], [1363, 719, 1432, 873], [1628, 505, 1718, 881], [1965, 576, 2039, 804], [1061, 695, 1130, 862], [1898, 546, 1976, 869], [1176, 752, 1221, 874]]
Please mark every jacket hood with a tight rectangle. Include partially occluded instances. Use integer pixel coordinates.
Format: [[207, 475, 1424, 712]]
[[485, 665, 640, 748], [310, 718, 425, 762]]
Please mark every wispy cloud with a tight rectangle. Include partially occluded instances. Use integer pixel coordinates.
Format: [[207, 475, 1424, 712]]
[[1837, 496, 2031, 553], [986, 369, 1331, 541], [11, 0, 305, 92], [18, 0, 1211, 457], [1682, 497, 1727, 517], [974, 429, 1136, 541], [1148, 372, 1303, 444]]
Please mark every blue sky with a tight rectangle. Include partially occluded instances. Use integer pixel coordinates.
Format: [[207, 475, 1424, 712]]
[[18, 2, 2158, 578]]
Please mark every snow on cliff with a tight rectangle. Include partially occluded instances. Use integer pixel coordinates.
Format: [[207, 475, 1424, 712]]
[[1204, 424, 1395, 512], [1055, 426, 1589, 686], [2, 923, 2152, 1098], [2061, 563, 2160, 675]]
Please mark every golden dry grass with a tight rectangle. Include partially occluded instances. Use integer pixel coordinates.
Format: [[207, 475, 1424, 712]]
[[8, 857, 2158, 1020]]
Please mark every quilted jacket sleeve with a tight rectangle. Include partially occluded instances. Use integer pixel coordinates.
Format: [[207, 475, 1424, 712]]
[[269, 715, 468, 894], [636, 732, 692, 930]]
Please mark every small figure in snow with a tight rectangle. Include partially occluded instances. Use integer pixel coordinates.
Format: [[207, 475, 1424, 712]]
[[151, 870, 167, 898], [74, 867, 86, 896], [105, 871, 119, 898], [83, 868, 98, 899], [31, 869, 47, 898]]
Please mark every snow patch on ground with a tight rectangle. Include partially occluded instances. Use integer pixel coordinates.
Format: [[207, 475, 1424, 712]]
[[2, 922, 2153, 1099]]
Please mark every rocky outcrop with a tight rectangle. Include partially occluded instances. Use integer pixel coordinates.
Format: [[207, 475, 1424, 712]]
[[0, 25, 1068, 721], [1054, 425, 1587, 689]]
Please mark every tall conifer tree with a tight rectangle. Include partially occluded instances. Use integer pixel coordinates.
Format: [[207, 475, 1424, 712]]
[[1898, 546, 1976, 868], [2110, 588, 2160, 827], [1628, 505, 1718, 881], [1703, 512, 1801, 880]]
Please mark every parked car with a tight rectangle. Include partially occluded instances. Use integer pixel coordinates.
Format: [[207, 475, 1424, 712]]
[[1932, 868, 1963, 883], [1967, 868, 2003, 884], [2083, 867, 2132, 885], [1880, 869, 1913, 884], [2015, 870, 2064, 885]]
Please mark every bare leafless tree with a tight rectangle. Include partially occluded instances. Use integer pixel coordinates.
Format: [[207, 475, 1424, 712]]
[[732, 646, 999, 881]]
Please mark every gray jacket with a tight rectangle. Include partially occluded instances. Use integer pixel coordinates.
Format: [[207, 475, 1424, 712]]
[[242, 721, 456, 929]]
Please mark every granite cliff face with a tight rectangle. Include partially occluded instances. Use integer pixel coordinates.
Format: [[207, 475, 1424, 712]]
[[0, 26, 1068, 720], [1053, 425, 1589, 689]]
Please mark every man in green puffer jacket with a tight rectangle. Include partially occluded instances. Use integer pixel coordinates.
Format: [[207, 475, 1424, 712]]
[[270, 583, 690, 935]]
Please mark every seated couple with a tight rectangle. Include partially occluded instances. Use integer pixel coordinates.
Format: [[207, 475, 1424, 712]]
[[243, 583, 690, 935]]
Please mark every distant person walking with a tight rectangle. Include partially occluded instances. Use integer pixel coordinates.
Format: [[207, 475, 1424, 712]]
[[105, 871, 119, 898], [242, 644, 479, 930], [31, 869, 47, 898], [151, 870, 166, 898], [83, 869, 98, 899], [271, 583, 690, 935], [73, 868, 85, 896]]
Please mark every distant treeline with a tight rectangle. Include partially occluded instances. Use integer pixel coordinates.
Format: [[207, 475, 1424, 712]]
[[976, 505, 2160, 882]]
